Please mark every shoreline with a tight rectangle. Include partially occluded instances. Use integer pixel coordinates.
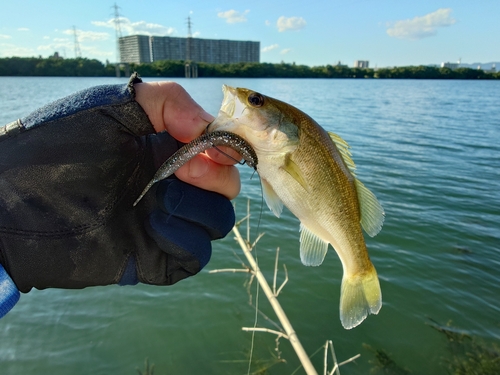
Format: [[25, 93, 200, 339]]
[[1, 57, 499, 80]]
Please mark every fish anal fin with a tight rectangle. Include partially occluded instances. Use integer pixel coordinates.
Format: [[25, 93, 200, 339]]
[[261, 178, 283, 218], [340, 266, 382, 329], [355, 179, 385, 237], [282, 153, 308, 191], [299, 224, 328, 266]]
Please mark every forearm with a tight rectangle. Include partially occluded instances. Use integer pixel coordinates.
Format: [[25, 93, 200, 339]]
[[0, 73, 161, 292]]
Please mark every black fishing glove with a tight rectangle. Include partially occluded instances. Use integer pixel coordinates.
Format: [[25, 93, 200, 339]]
[[0, 75, 235, 308]]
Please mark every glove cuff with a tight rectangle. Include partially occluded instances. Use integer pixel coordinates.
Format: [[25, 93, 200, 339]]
[[0, 264, 20, 318]]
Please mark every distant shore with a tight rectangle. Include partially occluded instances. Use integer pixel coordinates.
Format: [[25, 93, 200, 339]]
[[1, 57, 499, 80]]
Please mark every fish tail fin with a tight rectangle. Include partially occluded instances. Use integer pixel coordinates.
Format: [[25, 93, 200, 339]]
[[339, 265, 382, 329]]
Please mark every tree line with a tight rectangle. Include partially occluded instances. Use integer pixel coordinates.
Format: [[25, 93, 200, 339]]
[[1, 56, 499, 79]]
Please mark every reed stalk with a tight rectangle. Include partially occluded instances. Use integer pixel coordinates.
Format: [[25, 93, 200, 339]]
[[231, 224, 319, 375], [210, 201, 360, 374]]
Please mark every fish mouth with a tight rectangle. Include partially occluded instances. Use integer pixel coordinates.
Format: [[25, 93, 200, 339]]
[[219, 85, 246, 119], [208, 85, 247, 133]]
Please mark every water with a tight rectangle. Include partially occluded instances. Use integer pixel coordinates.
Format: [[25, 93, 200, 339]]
[[1, 77, 499, 374]]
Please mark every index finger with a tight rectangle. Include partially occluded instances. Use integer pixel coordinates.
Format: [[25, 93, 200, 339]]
[[134, 81, 214, 142]]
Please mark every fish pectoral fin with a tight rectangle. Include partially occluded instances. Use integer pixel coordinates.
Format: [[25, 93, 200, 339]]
[[261, 178, 283, 218], [355, 179, 385, 237], [299, 224, 329, 266], [282, 153, 308, 191]]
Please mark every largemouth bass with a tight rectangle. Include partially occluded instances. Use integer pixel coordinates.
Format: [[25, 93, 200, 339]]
[[207, 85, 385, 329], [133, 130, 258, 206]]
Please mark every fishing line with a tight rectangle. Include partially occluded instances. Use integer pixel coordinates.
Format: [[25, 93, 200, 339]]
[[211, 139, 264, 374], [212, 145, 247, 166], [247, 267, 260, 375], [247, 176, 265, 375]]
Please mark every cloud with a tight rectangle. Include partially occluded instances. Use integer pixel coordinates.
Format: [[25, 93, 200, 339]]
[[262, 44, 279, 53], [17, 28, 30, 32], [386, 8, 456, 40], [0, 34, 11, 40], [265, 20, 271, 26], [0, 43, 34, 57], [218, 9, 249, 24], [281, 48, 292, 55], [37, 40, 72, 52], [277, 16, 306, 32], [37, 39, 112, 58], [92, 17, 175, 36], [63, 29, 109, 42]]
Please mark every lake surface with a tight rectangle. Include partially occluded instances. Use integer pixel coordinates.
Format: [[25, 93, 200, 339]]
[[0, 76, 499, 374]]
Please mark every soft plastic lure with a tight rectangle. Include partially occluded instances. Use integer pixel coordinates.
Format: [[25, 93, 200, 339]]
[[133, 130, 258, 206]]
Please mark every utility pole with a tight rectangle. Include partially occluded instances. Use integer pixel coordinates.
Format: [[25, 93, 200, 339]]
[[73, 26, 81, 58]]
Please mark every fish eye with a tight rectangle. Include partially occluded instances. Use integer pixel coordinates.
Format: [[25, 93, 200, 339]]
[[248, 92, 264, 107]]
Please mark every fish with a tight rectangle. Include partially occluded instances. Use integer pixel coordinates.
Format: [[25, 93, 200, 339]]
[[133, 130, 258, 206], [207, 85, 385, 329]]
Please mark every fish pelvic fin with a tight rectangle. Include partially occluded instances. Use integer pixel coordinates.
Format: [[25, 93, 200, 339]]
[[340, 265, 382, 329], [261, 178, 283, 217], [299, 224, 328, 266]]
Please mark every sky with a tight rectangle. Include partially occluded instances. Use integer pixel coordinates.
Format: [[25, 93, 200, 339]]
[[0, 0, 498, 68]]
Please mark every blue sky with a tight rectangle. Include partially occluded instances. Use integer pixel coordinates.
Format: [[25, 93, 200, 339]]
[[1, 0, 498, 67]]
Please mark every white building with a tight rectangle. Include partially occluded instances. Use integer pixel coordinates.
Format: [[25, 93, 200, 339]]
[[354, 60, 369, 68], [119, 35, 260, 64], [441, 62, 460, 70]]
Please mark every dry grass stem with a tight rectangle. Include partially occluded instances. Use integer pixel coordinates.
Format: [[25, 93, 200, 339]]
[[242, 327, 290, 340], [232, 224, 319, 375], [209, 268, 252, 274], [215, 201, 360, 375], [235, 213, 251, 227], [272, 247, 289, 297]]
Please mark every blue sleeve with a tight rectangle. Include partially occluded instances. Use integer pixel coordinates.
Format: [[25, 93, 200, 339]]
[[0, 264, 20, 318], [21, 74, 142, 130]]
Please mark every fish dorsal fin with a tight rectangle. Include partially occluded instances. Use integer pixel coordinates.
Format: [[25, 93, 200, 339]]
[[328, 131, 356, 176], [283, 153, 308, 191], [328, 131, 384, 237], [261, 178, 283, 218], [299, 223, 329, 266], [355, 179, 385, 237]]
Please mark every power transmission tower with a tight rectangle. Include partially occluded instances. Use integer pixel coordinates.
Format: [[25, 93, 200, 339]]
[[186, 16, 192, 61], [112, 3, 123, 63], [73, 26, 81, 58], [184, 16, 197, 78]]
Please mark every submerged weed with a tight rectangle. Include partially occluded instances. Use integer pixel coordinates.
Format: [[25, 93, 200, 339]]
[[136, 358, 155, 375], [429, 319, 500, 375], [363, 344, 411, 375]]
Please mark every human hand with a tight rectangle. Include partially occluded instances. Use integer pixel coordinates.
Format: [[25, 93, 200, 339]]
[[135, 81, 242, 199], [0, 75, 238, 304]]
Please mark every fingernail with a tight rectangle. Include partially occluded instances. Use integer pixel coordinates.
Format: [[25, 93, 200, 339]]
[[199, 109, 215, 123], [189, 157, 209, 178]]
